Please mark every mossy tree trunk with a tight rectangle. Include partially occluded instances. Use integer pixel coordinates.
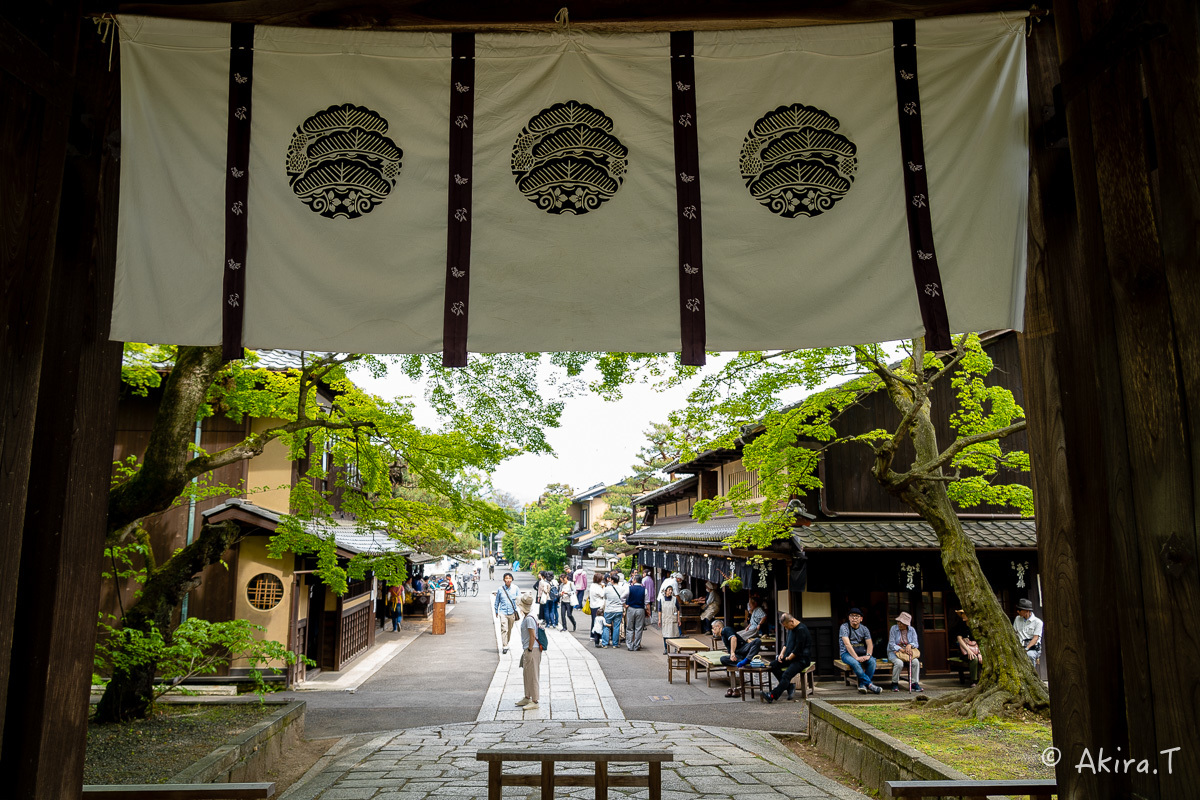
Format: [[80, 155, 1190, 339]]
[[866, 341, 1049, 719]]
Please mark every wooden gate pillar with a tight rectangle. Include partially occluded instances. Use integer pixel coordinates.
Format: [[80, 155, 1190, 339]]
[[0, 15, 123, 798], [1022, 4, 1200, 797]]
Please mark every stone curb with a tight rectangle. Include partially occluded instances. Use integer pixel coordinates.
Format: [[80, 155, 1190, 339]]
[[170, 699, 306, 784], [808, 699, 987, 798]]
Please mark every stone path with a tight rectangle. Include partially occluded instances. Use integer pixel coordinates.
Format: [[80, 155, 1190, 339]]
[[478, 617, 622, 722], [279, 720, 868, 800]]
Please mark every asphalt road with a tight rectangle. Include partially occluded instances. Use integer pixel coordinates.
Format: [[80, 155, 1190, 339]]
[[294, 569, 523, 738], [293, 569, 806, 736], [563, 597, 809, 733]]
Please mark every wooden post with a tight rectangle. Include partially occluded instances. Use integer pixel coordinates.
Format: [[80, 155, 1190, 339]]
[[487, 761, 500, 800], [540, 759, 554, 800], [649, 761, 662, 800], [0, 13, 123, 797], [1020, 3, 1200, 797], [0, 0, 80, 757], [595, 761, 608, 800]]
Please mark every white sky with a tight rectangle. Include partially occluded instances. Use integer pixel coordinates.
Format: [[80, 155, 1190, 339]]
[[351, 347, 886, 505], [351, 358, 719, 504]]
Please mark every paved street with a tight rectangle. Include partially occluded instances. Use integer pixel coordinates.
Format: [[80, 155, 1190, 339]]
[[276, 569, 868, 799], [280, 720, 865, 800]]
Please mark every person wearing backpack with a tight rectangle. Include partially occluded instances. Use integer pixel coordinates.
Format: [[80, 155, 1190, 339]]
[[547, 575, 561, 628], [515, 594, 543, 711]]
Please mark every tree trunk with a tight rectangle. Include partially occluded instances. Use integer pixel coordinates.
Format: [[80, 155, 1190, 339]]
[[94, 522, 240, 723], [897, 477, 1050, 718], [107, 345, 224, 536], [878, 387, 1048, 718]]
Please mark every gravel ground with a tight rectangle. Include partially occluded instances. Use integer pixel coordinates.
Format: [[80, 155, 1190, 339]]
[[85, 704, 276, 785]]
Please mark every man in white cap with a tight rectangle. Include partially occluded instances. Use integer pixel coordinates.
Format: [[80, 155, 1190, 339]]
[[887, 611, 923, 692], [1013, 598, 1043, 666], [515, 593, 542, 711]]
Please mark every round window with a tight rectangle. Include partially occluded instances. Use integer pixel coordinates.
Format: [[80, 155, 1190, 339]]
[[247, 573, 284, 611]]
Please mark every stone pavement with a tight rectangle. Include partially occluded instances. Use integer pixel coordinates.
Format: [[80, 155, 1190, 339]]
[[477, 620, 622, 722], [279, 720, 869, 800]]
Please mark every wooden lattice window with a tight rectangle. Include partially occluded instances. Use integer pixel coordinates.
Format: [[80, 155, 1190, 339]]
[[247, 573, 284, 610]]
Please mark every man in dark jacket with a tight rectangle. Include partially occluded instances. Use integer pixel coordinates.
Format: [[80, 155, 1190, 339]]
[[763, 613, 813, 703]]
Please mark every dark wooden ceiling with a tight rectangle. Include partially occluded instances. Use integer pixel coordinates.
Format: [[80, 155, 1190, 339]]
[[106, 0, 1034, 31]]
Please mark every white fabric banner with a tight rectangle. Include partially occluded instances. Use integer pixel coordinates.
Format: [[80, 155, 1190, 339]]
[[112, 12, 1027, 356]]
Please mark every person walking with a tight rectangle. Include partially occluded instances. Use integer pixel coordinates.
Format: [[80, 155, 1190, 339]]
[[573, 564, 588, 607], [659, 584, 681, 654], [624, 575, 647, 650], [588, 572, 607, 647], [641, 570, 656, 624], [559, 573, 576, 631], [547, 574, 561, 628], [487, 554, 496, 580], [493, 572, 520, 655], [515, 594, 542, 711], [601, 574, 624, 648], [385, 584, 403, 632]]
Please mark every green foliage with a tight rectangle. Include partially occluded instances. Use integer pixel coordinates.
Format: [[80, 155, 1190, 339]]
[[120, 343, 176, 397], [93, 616, 312, 703], [501, 529, 519, 562], [615, 555, 634, 575], [586, 336, 1031, 552], [513, 489, 575, 573]]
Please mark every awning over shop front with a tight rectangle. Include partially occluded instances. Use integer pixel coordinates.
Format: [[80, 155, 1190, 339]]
[[638, 548, 754, 585]]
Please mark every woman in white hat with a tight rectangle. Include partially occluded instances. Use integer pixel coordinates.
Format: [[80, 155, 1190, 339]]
[[514, 593, 542, 710], [887, 611, 923, 692]]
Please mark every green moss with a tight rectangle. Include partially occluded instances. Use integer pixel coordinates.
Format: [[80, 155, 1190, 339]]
[[838, 704, 1054, 781]]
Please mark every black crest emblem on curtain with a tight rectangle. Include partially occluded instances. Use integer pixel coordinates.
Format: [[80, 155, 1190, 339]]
[[286, 104, 403, 219], [511, 101, 628, 215], [740, 103, 857, 218]]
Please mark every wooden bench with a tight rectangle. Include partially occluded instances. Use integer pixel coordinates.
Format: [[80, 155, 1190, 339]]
[[833, 657, 855, 686], [82, 784, 275, 799], [476, 749, 672, 800], [692, 651, 731, 687], [667, 652, 692, 684], [886, 778, 1056, 799]]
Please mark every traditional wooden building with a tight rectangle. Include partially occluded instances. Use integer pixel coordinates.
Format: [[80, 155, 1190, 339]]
[[632, 330, 1039, 676], [200, 499, 429, 682], [102, 350, 421, 682]]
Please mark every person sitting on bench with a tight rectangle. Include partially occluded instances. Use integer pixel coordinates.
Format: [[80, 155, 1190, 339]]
[[887, 611, 924, 692], [714, 619, 762, 697], [1013, 598, 1043, 666], [839, 607, 883, 694], [762, 613, 812, 703], [729, 595, 766, 653], [952, 608, 983, 686]]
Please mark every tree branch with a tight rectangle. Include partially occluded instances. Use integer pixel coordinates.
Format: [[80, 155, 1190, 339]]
[[185, 417, 374, 478], [894, 420, 1028, 486]]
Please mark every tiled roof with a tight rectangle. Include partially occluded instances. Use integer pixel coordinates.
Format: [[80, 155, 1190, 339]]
[[627, 516, 1036, 551], [627, 516, 760, 545], [632, 475, 698, 507], [203, 498, 416, 555], [572, 483, 611, 502], [794, 519, 1036, 550]]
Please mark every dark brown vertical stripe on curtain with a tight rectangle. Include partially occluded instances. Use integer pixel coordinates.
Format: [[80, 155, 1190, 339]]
[[671, 31, 706, 367], [222, 22, 254, 363], [442, 33, 475, 368], [893, 19, 952, 352]]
